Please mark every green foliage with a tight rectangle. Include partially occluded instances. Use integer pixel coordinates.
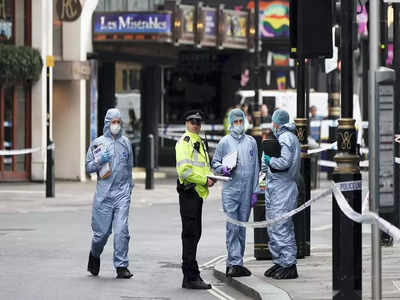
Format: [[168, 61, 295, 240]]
[[0, 44, 43, 86]]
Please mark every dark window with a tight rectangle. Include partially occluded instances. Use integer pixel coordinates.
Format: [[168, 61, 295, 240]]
[[122, 69, 128, 90]]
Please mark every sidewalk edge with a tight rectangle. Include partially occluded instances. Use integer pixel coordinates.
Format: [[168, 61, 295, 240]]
[[213, 261, 292, 300]]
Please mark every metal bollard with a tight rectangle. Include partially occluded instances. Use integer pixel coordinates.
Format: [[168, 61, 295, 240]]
[[46, 142, 55, 198], [145, 134, 154, 190]]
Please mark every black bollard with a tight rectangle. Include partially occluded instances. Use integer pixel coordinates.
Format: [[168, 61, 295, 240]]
[[145, 134, 154, 190]]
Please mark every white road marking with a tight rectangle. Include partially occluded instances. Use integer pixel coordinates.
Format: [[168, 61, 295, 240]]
[[393, 280, 400, 292], [208, 286, 237, 300], [0, 190, 43, 194], [200, 255, 227, 269]]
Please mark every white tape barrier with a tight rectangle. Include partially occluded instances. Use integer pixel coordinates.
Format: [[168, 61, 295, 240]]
[[332, 183, 400, 243], [0, 144, 55, 156], [318, 160, 369, 168], [224, 189, 332, 228], [308, 142, 337, 155], [158, 133, 218, 148], [224, 180, 400, 244], [362, 192, 369, 214]]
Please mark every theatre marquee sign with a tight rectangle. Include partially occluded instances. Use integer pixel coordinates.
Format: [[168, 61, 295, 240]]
[[93, 12, 172, 42]]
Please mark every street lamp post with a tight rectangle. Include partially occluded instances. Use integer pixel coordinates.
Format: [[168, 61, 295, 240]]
[[394, 2, 400, 236], [294, 58, 308, 259], [332, 0, 362, 298]]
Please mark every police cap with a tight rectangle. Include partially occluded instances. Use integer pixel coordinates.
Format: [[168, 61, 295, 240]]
[[184, 110, 204, 121]]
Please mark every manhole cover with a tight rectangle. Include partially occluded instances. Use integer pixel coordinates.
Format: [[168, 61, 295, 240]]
[[158, 261, 180, 269]]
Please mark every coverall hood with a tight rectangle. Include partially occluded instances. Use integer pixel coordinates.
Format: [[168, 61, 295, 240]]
[[275, 122, 297, 137], [228, 108, 246, 138], [103, 108, 122, 138], [272, 109, 289, 126]]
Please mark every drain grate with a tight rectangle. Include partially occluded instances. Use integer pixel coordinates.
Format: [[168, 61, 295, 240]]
[[121, 297, 170, 300]]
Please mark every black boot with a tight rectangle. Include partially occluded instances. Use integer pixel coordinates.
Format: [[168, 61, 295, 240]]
[[87, 252, 100, 276], [116, 267, 133, 279], [272, 264, 298, 280], [227, 265, 252, 277], [182, 277, 212, 289], [264, 264, 282, 277]]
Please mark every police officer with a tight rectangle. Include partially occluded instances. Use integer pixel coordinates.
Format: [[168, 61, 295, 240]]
[[175, 110, 215, 289]]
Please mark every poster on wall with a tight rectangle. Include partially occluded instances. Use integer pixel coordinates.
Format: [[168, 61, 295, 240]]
[[222, 9, 248, 49], [180, 5, 195, 44], [0, 0, 13, 44]]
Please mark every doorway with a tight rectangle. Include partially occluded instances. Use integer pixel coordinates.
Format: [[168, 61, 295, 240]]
[[0, 85, 31, 180]]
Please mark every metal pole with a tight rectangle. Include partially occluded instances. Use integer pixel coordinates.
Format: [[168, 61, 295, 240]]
[[297, 59, 306, 118], [253, 0, 261, 126], [394, 3, 400, 231], [46, 63, 55, 198], [369, 0, 382, 297], [332, 0, 362, 297], [304, 59, 311, 256]]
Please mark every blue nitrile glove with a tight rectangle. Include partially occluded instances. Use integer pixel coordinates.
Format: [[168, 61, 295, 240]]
[[221, 166, 232, 176], [264, 154, 271, 165], [251, 193, 258, 208], [99, 150, 111, 165]]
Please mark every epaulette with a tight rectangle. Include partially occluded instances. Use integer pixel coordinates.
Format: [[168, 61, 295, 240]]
[[183, 136, 190, 142]]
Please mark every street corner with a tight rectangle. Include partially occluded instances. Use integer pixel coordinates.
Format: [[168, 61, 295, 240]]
[[213, 257, 292, 300]]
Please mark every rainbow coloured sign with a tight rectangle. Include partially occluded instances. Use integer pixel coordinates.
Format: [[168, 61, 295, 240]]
[[247, 0, 289, 39]]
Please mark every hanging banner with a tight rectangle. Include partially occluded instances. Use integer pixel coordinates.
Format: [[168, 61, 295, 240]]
[[202, 7, 217, 47]]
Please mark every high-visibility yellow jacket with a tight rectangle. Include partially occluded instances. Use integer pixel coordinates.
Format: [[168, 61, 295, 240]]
[[175, 130, 212, 199]]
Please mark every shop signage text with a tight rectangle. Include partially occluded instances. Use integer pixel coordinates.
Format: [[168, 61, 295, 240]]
[[93, 12, 171, 34], [57, 0, 82, 22]]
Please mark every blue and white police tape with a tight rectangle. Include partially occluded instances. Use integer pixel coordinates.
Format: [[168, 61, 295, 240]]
[[158, 131, 223, 142], [224, 188, 332, 228], [158, 133, 218, 148], [158, 124, 225, 134], [0, 144, 55, 156]]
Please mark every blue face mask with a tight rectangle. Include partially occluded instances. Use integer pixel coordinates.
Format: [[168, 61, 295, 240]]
[[232, 124, 244, 136]]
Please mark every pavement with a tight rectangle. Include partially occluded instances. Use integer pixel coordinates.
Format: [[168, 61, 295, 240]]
[[1, 168, 400, 300]]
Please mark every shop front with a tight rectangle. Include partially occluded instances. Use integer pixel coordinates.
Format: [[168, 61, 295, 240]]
[[0, 0, 32, 180]]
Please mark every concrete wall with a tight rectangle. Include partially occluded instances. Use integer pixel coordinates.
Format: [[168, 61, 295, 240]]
[[31, 0, 53, 181], [53, 0, 98, 181]]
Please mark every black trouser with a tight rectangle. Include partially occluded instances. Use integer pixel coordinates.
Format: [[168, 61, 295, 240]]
[[179, 188, 203, 281]]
